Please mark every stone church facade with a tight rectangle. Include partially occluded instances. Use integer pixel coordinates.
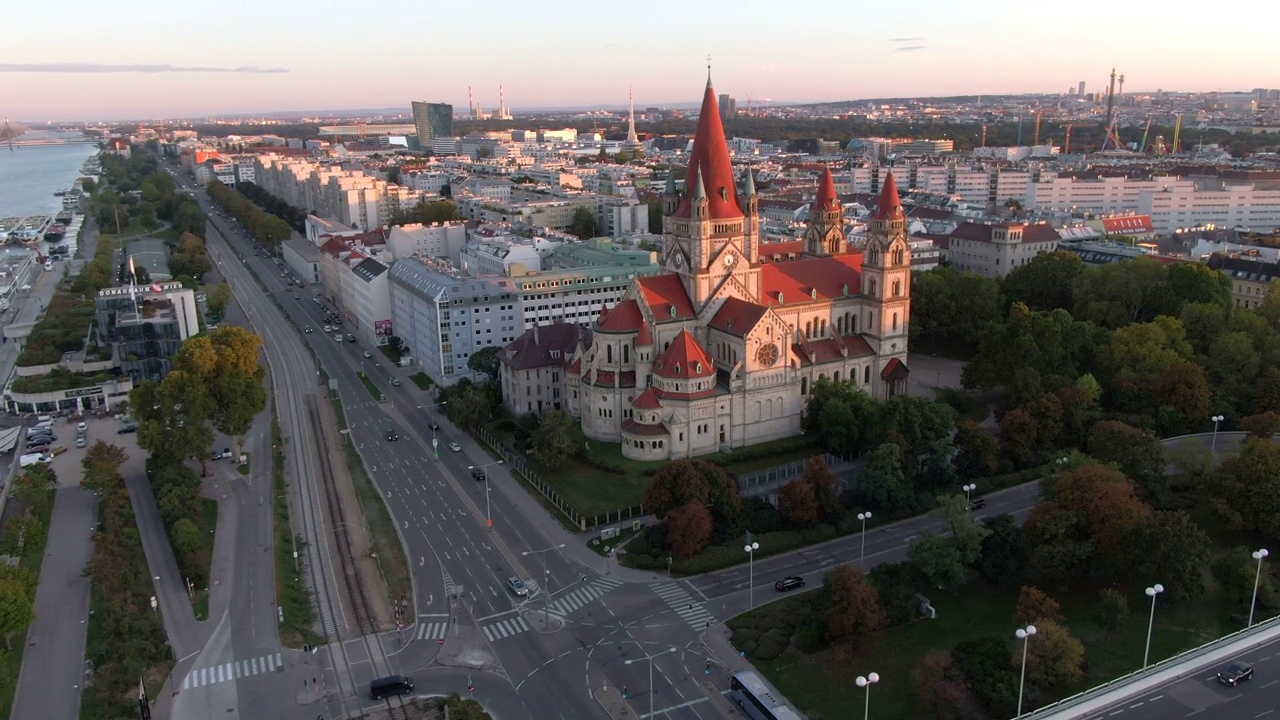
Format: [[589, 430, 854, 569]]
[[500, 76, 912, 461]]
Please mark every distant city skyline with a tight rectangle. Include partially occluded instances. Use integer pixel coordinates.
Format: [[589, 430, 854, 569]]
[[3, 0, 1278, 122]]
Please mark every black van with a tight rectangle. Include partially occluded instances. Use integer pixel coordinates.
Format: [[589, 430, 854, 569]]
[[370, 675, 414, 700]]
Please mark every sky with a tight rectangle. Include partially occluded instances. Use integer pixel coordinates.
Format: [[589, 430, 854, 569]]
[[4, 0, 1279, 122]]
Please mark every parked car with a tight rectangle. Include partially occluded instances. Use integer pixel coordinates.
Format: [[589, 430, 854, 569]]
[[76, 437, 88, 449], [1218, 661, 1254, 686], [77, 421, 88, 432], [118, 424, 138, 434], [506, 577, 528, 596], [774, 576, 806, 592]]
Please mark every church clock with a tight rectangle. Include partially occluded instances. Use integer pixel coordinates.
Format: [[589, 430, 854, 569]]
[[755, 342, 779, 368]]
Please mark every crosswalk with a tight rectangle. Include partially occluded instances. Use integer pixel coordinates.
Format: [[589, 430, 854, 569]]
[[415, 621, 448, 641], [482, 615, 530, 642], [181, 652, 283, 690], [651, 582, 716, 631], [547, 577, 624, 618]]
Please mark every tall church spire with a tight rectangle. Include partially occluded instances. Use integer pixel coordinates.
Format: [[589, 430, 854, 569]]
[[672, 77, 742, 220], [623, 85, 642, 151], [804, 166, 845, 256]]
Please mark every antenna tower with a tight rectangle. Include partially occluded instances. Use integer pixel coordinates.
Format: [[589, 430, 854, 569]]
[[499, 85, 507, 119], [468, 86, 477, 119], [1100, 68, 1122, 151]]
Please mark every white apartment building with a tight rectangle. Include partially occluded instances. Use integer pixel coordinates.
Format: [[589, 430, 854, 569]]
[[1027, 176, 1195, 214], [401, 170, 452, 196], [386, 222, 469, 261], [306, 215, 364, 245], [255, 154, 421, 231], [282, 238, 320, 285], [460, 242, 545, 276], [1139, 184, 1280, 233], [388, 259, 524, 385], [350, 259, 393, 346]]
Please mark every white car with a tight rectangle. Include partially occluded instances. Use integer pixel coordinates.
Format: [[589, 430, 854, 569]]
[[77, 421, 88, 432], [449, 442, 461, 452]]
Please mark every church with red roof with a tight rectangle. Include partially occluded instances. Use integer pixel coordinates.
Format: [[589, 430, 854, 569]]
[[503, 74, 912, 461]]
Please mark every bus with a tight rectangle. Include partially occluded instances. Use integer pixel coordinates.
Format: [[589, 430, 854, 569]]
[[729, 671, 804, 720]]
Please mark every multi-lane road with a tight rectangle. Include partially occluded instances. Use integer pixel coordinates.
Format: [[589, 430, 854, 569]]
[[162, 163, 1048, 720]]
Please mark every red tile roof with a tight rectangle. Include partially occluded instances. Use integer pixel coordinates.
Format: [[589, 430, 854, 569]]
[[637, 275, 696, 322], [632, 387, 663, 409], [760, 240, 805, 263], [762, 255, 863, 306], [814, 167, 840, 212], [793, 335, 876, 365], [597, 299, 643, 333], [591, 369, 616, 387], [874, 172, 905, 221], [622, 419, 669, 436], [881, 357, 909, 380], [653, 330, 715, 380], [708, 297, 768, 337], [635, 320, 653, 346], [1100, 215, 1154, 234], [672, 81, 743, 221], [498, 323, 585, 371]]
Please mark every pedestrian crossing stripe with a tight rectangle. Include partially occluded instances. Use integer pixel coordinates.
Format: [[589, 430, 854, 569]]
[[482, 615, 530, 641], [547, 577, 624, 618], [415, 621, 448, 640], [650, 582, 716, 631], [181, 653, 283, 690]]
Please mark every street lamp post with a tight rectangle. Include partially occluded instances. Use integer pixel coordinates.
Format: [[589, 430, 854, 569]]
[[855, 672, 879, 720], [1251, 549, 1270, 627], [857, 512, 872, 571], [744, 541, 760, 610], [418, 401, 448, 458], [1211, 415, 1225, 461], [468, 461, 504, 529], [1144, 584, 1164, 668], [962, 483, 977, 508], [522, 544, 566, 627], [1015, 625, 1037, 718], [623, 647, 677, 719]]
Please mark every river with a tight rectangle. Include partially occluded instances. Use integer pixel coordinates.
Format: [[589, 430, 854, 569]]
[[0, 135, 100, 219]]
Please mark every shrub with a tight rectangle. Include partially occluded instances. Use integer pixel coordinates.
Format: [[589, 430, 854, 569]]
[[1096, 588, 1128, 632]]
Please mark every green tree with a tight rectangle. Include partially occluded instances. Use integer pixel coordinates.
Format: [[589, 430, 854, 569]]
[[0, 566, 36, 650], [858, 443, 913, 514], [1095, 588, 1129, 632], [951, 637, 1019, 718], [175, 327, 267, 453], [998, 408, 1040, 469], [932, 493, 991, 565], [442, 381, 493, 430], [877, 395, 956, 463], [1097, 316, 1193, 406], [804, 377, 879, 456], [1014, 585, 1064, 626], [954, 420, 999, 479], [132, 369, 216, 469], [206, 283, 232, 319], [569, 206, 599, 239], [1208, 437, 1280, 537], [170, 517, 203, 558], [1166, 261, 1232, 310], [1072, 256, 1176, 328], [645, 197, 663, 233], [643, 460, 741, 526], [824, 565, 886, 646], [403, 199, 460, 225], [1212, 546, 1278, 615], [1122, 510, 1211, 603], [81, 441, 129, 493], [908, 532, 968, 589], [963, 305, 1105, 394], [778, 477, 819, 525], [799, 457, 842, 523], [1025, 620, 1085, 688], [1002, 250, 1083, 312], [529, 410, 579, 471], [467, 346, 502, 385], [1086, 421, 1167, 500], [908, 266, 1004, 354], [976, 514, 1029, 589]]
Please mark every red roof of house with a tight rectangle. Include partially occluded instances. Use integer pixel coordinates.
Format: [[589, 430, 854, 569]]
[[881, 357, 909, 380], [793, 335, 876, 365], [622, 419, 670, 436], [874, 172, 905, 221], [653, 330, 715, 380], [632, 387, 663, 409], [635, 320, 653, 346], [815, 167, 840, 212], [759, 240, 805, 263], [1100, 215, 1154, 234], [672, 81, 743, 221], [762, 255, 863, 305], [597, 299, 644, 333], [708, 297, 769, 338], [637, 274, 696, 322]]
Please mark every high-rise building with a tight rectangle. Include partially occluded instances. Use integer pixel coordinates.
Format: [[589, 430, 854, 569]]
[[410, 102, 454, 152], [1078, 81, 1086, 97], [718, 93, 736, 120]]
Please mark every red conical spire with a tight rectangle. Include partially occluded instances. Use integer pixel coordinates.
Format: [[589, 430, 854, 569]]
[[815, 166, 840, 212], [873, 171, 904, 221], [673, 79, 743, 220]]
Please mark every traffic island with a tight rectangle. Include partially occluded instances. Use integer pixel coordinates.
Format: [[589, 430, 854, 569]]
[[437, 594, 499, 670], [522, 607, 565, 634], [593, 686, 636, 719]]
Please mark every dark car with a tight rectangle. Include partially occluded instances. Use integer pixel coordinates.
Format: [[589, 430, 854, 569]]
[[968, 497, 987, 510], [385, 430, 399, 442], [369, 675, 414, 700], [471, 467, 486, 482], [775, 576, 806, 592], [1218, 661, 1254, 686], [430, 422, 440, 431]]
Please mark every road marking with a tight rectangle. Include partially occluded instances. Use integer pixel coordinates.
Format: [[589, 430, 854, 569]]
[[181, 652, 283, 690], [415, 621, 448, 640], [650, 582, 716, 632], [482, 616, 531, 641]]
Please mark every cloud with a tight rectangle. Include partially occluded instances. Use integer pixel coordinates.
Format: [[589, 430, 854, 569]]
[[890, 37, 924, 42], [893, 45, 929, 53], [0, 62, 288, 74]]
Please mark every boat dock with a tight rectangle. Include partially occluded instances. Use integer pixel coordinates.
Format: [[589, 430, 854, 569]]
[[3, 216, 53, 245]]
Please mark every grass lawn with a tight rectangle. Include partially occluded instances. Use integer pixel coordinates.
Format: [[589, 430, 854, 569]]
[[514, 434, 823, 518], [752, 581, 1232, 720], [409, 372, 434, 391], [0, 487, 55, 720], [271, 413, 321, 649], [934, 386, 991, 424], [356, 371, 385, 401], [586, 526, 641, 556]]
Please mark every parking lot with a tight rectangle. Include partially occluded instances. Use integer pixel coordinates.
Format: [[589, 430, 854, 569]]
[[44, 415, 147, 489]]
